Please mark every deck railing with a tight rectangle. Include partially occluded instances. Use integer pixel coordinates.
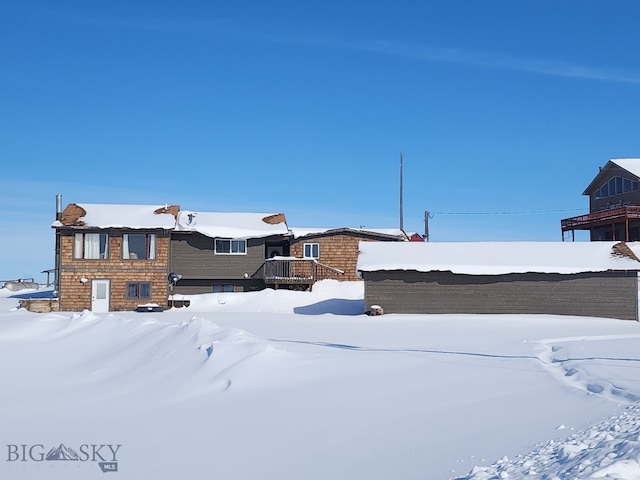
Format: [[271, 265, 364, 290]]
[[261, 258, 344, 289], [561, 206, 640, 230]]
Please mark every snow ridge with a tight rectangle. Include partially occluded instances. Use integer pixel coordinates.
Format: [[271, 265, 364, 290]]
[[453, 403, 640, 480]]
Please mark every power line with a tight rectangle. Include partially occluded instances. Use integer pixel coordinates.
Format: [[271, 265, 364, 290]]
[[433, 208, 585, 216]]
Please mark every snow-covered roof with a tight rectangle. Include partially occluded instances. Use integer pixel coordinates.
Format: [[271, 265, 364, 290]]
[[583, 158, 640, 195], [290, 227, 406, 240], [610, 158, 640, 178], [356, 241, 640, 275], [176, 211, 288, 239], [52, 203, 178, 229]]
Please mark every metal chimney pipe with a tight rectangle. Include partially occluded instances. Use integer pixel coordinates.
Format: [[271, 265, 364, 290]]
[[56, 194, 63, 221]]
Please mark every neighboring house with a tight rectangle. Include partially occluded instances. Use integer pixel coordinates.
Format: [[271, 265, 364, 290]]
[[52, 203, 179, 312], [169, 211, 290, 295], [357, 241, 640, 320], [562, 158, 640, 241], [288, 227, 408, 281]]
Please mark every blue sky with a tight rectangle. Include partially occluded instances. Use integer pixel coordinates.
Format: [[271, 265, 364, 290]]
[[2, 1, 640, 281]]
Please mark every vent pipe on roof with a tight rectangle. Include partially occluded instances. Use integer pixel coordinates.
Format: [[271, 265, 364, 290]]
[[54, 194, 63, 300], [55, 194, 63, 221]]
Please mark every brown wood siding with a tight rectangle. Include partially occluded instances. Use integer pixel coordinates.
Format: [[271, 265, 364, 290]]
[[170, 279, 264, 295], [363, 270, 638, 320], [169, 233, 274, 279], [291, 234, 400, 281], [58, 230, 170, 311], [590, 190, 640, 213]]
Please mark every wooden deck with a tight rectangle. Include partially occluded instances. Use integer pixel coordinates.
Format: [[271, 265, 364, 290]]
[[561, 206, 640, 241], [261, 258, 344, 290]]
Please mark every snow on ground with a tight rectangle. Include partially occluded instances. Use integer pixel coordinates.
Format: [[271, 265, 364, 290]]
[[1, 280, 640, 479]]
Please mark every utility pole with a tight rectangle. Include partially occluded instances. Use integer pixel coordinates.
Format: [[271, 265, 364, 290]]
[[399, 150, 404, 232], [424, 210, 430, 242]]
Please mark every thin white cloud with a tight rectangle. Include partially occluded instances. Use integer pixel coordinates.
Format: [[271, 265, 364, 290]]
[[347, 39, 640, 84], [23, 8, 640, 83]]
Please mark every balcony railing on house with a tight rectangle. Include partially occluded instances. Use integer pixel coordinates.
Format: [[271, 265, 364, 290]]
[[561, 206, 640, 241], [260, 258, 344, 290]]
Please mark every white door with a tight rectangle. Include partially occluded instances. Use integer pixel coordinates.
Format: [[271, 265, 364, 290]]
[[91, 279, 110, 312]]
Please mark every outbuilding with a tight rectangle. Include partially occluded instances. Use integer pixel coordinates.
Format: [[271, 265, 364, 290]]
[[356, 241, 640, 320]]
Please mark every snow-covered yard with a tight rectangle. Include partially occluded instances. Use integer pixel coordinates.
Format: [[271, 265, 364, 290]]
[[1, 280, 640, 479]]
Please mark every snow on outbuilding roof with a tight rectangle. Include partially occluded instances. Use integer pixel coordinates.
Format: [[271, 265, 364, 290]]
[[356, 241, 640, 275], [52, 203, 179, 229], [176, 211, 288, 239]]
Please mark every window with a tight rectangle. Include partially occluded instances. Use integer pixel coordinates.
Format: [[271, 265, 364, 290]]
[[212, 284, 234, 293], [303, 243, 320, 259], [595, 176, 640, 200], [214, 239, 246, 254], [126, 282, 151, 299], [123, 233, 156, 260], [74, 233, 109, 259]]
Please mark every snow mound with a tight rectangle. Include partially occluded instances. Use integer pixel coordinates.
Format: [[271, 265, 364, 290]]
[[0, 312, 283, 405], [179, 279, 364, 314], [453, 403, 640, 480]]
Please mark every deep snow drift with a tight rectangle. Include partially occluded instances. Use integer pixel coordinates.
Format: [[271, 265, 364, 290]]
[[1, 280, 640, 479]]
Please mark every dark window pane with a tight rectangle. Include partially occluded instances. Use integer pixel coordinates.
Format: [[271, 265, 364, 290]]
[[140, 283, 151, 298], [127, 283, 138, 298], [616, 177, 623, 195], [231, 240, 246, 253], [215, 239, 230, 253], [624, 178, 632, 192], [126, 234, 147, 259]]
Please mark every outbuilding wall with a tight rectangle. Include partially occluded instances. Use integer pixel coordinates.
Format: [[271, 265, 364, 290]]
[[363, 270, 639, 320]]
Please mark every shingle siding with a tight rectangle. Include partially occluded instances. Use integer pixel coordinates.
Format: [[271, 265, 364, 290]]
[[58, 229, 170, 311], [363, 270, 639, 320], [291, 233, 402, 281]]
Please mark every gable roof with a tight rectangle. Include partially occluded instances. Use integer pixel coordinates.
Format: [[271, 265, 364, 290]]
[[356, 241, 640, 275], [290, 227, 407, 241], [583, 158, 640, 195], [52, 203, 179, 229], [176, 211, 289, 239]]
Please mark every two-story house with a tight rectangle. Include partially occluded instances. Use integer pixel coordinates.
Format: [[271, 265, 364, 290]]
[[53, 203, 179, 312], [561, 158, 640, 241]]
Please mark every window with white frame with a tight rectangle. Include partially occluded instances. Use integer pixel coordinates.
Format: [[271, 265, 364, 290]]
[[303, 243, 320, 259], [214, 238, 246, 254], [122, 233, 157, 260], [74, 232, 109, 259]]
